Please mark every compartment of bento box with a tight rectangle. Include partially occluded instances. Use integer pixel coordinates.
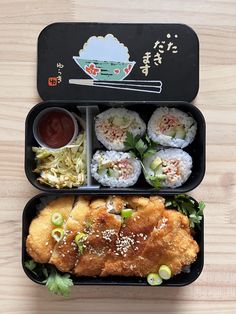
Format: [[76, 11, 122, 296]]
[[22, 192, 204, 287], [25, 101, 89, 191], [25, 100, 205, 194]]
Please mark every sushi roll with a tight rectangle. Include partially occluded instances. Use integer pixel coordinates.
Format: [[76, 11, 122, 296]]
[[91, 150, 141, 187], [95, 108, 146, 151], [147, 107, 197, 148], [143, 148, 192, 188]]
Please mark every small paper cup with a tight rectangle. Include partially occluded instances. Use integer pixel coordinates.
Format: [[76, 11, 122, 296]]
[[33, 107, 78, 149]]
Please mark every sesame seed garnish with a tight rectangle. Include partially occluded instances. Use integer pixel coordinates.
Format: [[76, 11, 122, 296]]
[[115, 236, 135, 256], [101, 229, 116, 242]]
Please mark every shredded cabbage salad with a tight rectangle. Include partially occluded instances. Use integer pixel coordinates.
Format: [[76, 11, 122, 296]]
[[33, 132, 86, 189]]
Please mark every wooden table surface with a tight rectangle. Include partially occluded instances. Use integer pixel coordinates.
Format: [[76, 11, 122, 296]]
[[0, 0, 236, 313]]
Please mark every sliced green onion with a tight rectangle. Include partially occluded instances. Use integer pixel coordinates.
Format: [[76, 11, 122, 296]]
[[121, 208, 133, 219], [51, 212, 64, 226], [74, 232, 87, 256], [147, 273, 162, 286], [74, 232, 87, 245], [77, 243, 84, 256], [51, 228, 64, 242], [158, 265, 172, 280]]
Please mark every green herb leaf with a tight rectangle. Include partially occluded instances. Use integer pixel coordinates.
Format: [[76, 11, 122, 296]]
[[198, 201, 205, 215], [145, 134, 151, 145], [45, 267, 73, 297], [143, 148, 156, 158], [129, 150, 137, 158], [24, 260, 73, 297], [124, 132, 150, 159], [25, 259, 37, 271], [24, 260, 38, 276], [135, 138, 148, 158], [124, 132, 141, 151], [165, 195, 205, 229]]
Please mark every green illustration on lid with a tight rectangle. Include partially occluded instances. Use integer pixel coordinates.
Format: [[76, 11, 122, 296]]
[[73, 34, 136, 81]]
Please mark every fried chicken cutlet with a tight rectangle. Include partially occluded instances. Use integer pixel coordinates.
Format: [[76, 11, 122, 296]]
[[26, 196, 75, 263], [26, 195, 199, 279]]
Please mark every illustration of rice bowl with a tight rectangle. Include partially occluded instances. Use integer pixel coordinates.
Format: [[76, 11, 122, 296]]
[[73, 34, 136, 81]]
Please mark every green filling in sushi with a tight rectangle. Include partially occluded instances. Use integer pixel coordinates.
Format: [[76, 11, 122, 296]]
[[95, 108, 146, 151], [91, 150, 141, 188], [143, 148, 192, 188], [147, 107, 197, 148]]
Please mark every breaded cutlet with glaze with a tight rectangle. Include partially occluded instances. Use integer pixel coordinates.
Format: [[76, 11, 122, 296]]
[[73, 197, 122, 276], [49, 196, 91, 272], [26, 196, 75, 263], [26, 195, 200, 279], [100, 195, 165, 276]]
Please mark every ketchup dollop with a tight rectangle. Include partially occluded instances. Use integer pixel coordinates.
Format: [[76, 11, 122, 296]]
[[37, 110, 75, 148]]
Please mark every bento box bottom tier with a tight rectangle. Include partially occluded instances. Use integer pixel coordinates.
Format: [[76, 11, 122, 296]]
[[22, 193, 204, 289]]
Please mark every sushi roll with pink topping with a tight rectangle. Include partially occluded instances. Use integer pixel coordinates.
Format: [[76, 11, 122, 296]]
[[143, 148, 192, 188], [147, 107, 197, 148], [95, 108, 146, 151], [91, 150, 141, 187]]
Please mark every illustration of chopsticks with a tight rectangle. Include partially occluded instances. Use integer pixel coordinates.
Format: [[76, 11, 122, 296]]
[[69, 79, 162, 94]]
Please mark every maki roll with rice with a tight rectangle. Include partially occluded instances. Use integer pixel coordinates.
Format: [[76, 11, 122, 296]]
[[148, 107, 197, 148], [95, 108, 146, 151], [91, 150, 141, 187], [143, 148, 192, 188]]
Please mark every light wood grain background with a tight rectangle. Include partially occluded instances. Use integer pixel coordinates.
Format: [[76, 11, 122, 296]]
[[0, 0, 236, 313]]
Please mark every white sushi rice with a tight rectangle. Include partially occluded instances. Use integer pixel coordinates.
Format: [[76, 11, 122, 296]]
[[91, 150, 141, 187], [95, 108, 146, 151], [147, 107, 197, 148], [143, 148, 192, 188]]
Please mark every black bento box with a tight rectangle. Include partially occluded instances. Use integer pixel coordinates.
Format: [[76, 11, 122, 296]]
[[22, 193, 204, 287], [23, 23, 205, 287]]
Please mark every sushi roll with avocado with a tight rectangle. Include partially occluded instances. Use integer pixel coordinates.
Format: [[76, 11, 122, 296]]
[[143, 148, 192, 188], [91, 150, 141, 187], [147, 107, 197, 148], [95, 108, 146, 151]]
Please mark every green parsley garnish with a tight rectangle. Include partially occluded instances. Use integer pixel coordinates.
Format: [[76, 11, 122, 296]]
[[45, 267, 73, 297], [124, 132, 164, 188], [24, 259, 37, 276], [24, 260, 73, 297], [124, 131, 156, 159], [165, 194, 205, 229]]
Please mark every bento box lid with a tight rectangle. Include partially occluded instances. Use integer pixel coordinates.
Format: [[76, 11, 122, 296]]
[[37, 23, 199, 102]]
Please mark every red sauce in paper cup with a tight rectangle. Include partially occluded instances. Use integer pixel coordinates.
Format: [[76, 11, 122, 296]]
[[33, 107, 78, 149]]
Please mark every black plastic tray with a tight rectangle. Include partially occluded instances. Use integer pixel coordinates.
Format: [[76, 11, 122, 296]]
[[25, 100, 205, 194], [22, 192, 204, 287]]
